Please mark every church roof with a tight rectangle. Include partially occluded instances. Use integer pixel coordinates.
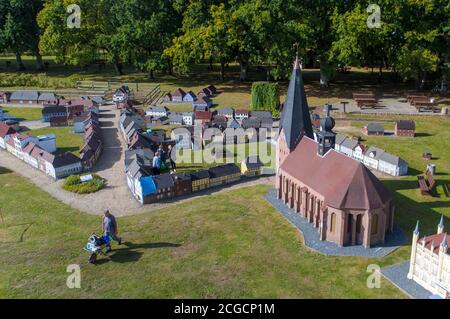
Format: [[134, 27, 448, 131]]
[[280, 137, 392, 210], [279, 58, 314, 150]]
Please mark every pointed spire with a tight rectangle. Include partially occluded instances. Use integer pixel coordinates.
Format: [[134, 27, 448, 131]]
[[293, 42, 300, 69], [437, 214, 444, 234], [422, 236, 427, 246], [414, 220, 420, 235], [279, 47, 314, 150], [441, 233, 448, 248], [293, 56, 300, 70]]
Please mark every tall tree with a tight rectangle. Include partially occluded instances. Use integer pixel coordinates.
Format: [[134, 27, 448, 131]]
[[0, 0, 44, 70]]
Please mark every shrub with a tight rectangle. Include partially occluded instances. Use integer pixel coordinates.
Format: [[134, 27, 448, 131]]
[[251, 82, 280, 116], [0, 73, 82, 89], [62, 174, 106, 194]]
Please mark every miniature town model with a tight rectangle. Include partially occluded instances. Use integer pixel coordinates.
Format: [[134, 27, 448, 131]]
[[408, 217, 450, 298], [275, 57, 394, 248], [0, 95, 103, 179]]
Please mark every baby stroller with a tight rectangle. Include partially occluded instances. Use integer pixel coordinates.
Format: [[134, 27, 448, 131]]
[[84, 234, 111, 264]]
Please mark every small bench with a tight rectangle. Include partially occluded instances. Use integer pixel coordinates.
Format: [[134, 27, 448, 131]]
[[417, 170, 436, 196]]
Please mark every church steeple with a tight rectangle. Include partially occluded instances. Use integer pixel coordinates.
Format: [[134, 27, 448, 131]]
[[279, 50, 314, 150]]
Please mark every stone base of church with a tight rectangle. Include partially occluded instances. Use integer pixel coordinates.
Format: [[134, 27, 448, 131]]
[[265, 188, 406, 258]]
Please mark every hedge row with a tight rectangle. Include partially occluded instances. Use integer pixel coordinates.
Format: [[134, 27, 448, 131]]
[[0, 73, 83, 89], [251, 82, 280, 116]]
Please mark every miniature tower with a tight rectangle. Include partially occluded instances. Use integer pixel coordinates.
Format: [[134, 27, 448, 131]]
[[276, 52, 314, 198], [407, 221, 420, 279], [316, 106, 336, 156], [437, 214, 445, 234], [438, 233, 448, 281]]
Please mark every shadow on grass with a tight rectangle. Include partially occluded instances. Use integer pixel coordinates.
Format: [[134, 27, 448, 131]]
[[97, 242, 181, 264], [383, 178, 450, 240], [0, 167, 12, 174]]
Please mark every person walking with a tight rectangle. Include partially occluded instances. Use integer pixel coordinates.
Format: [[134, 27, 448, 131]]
[[152, 151, 161, 175], [102, 210, 122, 253], [168, 144, 177, 173], [158, 144, 167, 171]]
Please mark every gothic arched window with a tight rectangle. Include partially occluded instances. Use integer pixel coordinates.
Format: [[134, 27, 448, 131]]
[[330, 213, 336, 233]]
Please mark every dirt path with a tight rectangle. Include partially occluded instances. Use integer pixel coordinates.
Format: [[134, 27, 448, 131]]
[[0, 104, 273, 216]]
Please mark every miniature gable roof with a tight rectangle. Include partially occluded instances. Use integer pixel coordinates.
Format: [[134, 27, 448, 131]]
[[244, 156, 264, 169], [173, 88, 186, 97], [0, 122, 16, 137], [335, 134, 347, 145], [341, 138, 359, 150], [396, 120, 415, 130], [10, 90, 39, 100], [365, 146, 385, 159], [366, 123, 384, 131]]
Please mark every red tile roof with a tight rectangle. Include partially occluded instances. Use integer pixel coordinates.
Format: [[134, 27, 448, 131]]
[[419, 233, 450, 255], [22, 142, 36, 155], [172, 88, 186, 97], [280, 137, 392, 210], [194, 111, 212, 120], [0, 122, 16, 138]]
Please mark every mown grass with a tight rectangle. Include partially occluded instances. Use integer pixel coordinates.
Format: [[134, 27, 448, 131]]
[[0, 169, 405, 298], [336, 115, 450, 246], [26, 127, 84, 156], [1, 107, 43, 121]]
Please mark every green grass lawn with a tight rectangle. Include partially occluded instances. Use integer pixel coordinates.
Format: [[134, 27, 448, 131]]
[[1, 107, 43, 121], [175, 142, 275, 174], [26, 127, 84, 156], [336, 115, 450, 242], [0, 168, 405, 298]]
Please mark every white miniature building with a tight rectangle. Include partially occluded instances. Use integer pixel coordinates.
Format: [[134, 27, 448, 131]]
[[408, 217, 450, 299], [182, 112, 194, 126], [378, 152, 408, 176], [363, 146, 385, 170], [146, 106, 168, 118], [352, 144, 366, 162]]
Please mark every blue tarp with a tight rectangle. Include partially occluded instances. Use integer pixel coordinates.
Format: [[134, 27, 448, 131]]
[[140, 176, 157, 196]]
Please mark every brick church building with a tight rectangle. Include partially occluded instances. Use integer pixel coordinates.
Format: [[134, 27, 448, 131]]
[[275, 57, 395, 248]]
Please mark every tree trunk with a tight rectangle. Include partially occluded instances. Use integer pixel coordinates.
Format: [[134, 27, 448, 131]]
[[149, 69, 155, 80], [378, 66, 383, 84], [167, 60, 173, 76], [219, 60, 225, 82], [34, 51, 44, 71], [239, 57, 248, 81], [113, 61, 123, 75], [15, 52, 25, 71], [209, 57, 213, 71]]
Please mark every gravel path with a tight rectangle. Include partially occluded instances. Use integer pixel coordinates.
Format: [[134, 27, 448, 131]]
[[0, 104, 273, 216]]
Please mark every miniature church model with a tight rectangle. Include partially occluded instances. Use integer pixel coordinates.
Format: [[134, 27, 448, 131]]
[[275, 56, 395, 248]]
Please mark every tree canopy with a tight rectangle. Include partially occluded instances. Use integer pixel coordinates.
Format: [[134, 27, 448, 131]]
[[0, 0, 447, 87]]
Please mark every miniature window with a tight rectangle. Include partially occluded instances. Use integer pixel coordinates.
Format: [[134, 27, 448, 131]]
[[330, 213, 336, 233], [371, 215, 378, 235]]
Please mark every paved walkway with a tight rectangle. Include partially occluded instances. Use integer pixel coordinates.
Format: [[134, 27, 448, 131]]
[[265, 188, 406, 258], [0, 104, 274, 216], [381, 261, 433, 299], [332, 98, 444, 115]]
